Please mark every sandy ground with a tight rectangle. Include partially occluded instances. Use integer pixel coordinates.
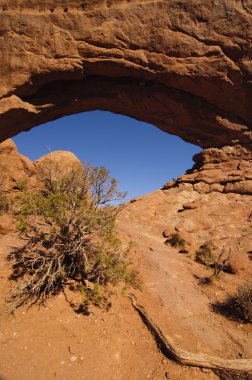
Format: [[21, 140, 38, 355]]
[[0, 189, 251, 380], [117, 190, 252, 359]]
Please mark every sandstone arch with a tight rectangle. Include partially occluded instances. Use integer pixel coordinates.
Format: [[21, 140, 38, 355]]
[[0, 4, 252, 376], [0, 0, 251, 193]]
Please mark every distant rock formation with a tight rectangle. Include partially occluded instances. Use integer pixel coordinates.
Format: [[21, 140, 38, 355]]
[[0, 140, 81, 191], [0, 139, 36, 191], [35, 150, 83, 181], [0, 1, 251, 194], [163, 145, 252, 195]]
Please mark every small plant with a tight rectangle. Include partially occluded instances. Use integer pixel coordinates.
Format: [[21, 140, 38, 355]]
[[81, 282, 106, 307], [195, 244, 232, 285], [165, 233, 186, 248], [16, 216, 28, 235], [0, 193, 9, 213], [212, 282, 252, 323], [0, 179, 9, 213], [15, 179, 28, 191], [195, 241, 216, 266], [232, 283, 252, 323], [212, 247, 232, 277]]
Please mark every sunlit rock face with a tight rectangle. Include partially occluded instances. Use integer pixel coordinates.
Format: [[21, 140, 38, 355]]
[[0, 139, 36, 191], [0, 1, 251, 191], [0, 1, 251, 146], [163, 145, 252, 195], [0, 140, 81, 191], [0, 138, 251, 275]]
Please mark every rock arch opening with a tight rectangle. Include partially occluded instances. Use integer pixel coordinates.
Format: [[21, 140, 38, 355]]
[[0, 0, 251, 194], [0, 4, 252, 377], [0, 1, 251, 147], [13, 110, 201, 201]]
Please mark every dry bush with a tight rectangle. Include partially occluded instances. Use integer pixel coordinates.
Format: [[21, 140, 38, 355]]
[[212, 283, 252, 323], [195, 241, 217, 266], [0, 193, 9, 213], [195, 244, 232, 285], [7, 162, 139, 313], [228, 283, 252, 323], [165, 233, 186, 248], [0, 179, 9, 213]]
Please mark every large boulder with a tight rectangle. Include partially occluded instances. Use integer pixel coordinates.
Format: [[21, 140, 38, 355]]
[[0, 140, 83, 191], [0, 139, 36, 191], [228, 251, 251, 275], [35, 150, 82, 181]]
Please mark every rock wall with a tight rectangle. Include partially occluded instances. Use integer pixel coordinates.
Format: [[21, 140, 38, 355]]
[[0, 1, 251, 193], [164, 145, 252, 195], [0, 1, 251, 146]]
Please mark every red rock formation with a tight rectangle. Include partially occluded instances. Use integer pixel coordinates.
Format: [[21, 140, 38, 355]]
[[0, 139, 36, 191], [163, 145, 252, 195], [0, 140, 82, 191], [35, 150, 83, 178], [0, 0, 251, 147], [0, 1, 251, 192]]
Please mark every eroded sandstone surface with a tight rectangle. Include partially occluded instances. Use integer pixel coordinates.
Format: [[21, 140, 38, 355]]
[[0, 3, 251, 375], [164, 144, 252, 195], [1, 139, 251, 265], [0, 141, 251, 380], [0, 0, 251, 148], [0, 1, 251, 194], [0, 139, 36, 190], [0, 139, 82, 191]]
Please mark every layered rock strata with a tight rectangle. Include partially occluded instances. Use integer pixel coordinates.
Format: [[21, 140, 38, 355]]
[[0, 1, 251, 193], [0, 0, 251, 146], [164, 145, 252, 195]]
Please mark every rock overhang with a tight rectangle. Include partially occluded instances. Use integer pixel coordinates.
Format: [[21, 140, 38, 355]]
[[0, 0, 251, 149]]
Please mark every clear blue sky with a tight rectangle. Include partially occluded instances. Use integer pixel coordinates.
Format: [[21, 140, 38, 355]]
[[13, 111, 201, 201]]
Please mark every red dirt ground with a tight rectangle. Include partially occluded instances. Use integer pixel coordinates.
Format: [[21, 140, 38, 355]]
[[0, 188, 251, 380]]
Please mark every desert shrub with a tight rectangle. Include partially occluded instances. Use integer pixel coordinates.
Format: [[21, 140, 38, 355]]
[[195, 243, 233, 286], [7, 162, 139, 313], [14, 179, 28, 191], [0, 193, 9, 213], [195, 241, 216, 266], [228, 283, 252, 323], [234, 283, 252, 322], [16, 216, 28, 234], [212, 283, 252, 323], [165, 233, 186, 248], [82, 282, 106, 306], [0, 179, 9, 213]]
